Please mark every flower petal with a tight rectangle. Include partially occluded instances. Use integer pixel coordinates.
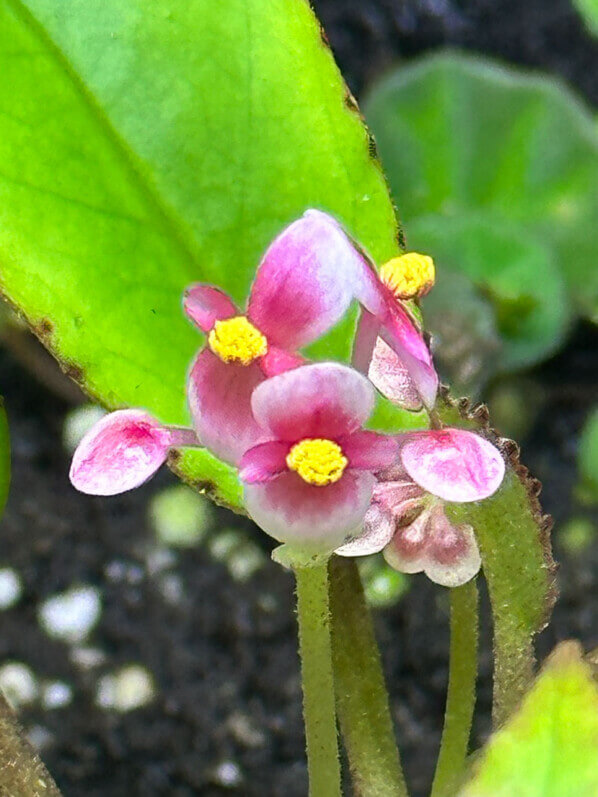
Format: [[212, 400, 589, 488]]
[[187, 348, 268, 465], [259, 345, 305, 377], [400, 429, 506, 503], [368, 337, 424, 411], [379, 304, 439, 410], [335, 500, 395, 557], [70, 409, 169, 495], [184, 284, 237, 333], [340, 431, 399, 471], [423, 507, 482, 588], [247, 210, 383, 350], [244, 470, 376, 551], [352, 310, 381, 374], [383, 509, 431, 573], [239, 441, 290, 484], [251, 362, 375, 441]]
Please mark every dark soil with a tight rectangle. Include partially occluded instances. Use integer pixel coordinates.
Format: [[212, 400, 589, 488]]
[[1, 1, 597, 795]]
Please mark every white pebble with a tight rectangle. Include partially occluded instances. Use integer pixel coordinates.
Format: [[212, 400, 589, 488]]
[[0, 662, 39, 709], [38, 586, 101, 644], [214, 761, 242, 788], [42, 681, 73, 709], [95, 665, 156, 712], [0, 568, 22, 609], [70, 646, 106, 670]]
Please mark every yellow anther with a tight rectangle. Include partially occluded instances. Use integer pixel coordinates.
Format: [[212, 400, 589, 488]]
[[208, 316, 268, 365], [380, 252, 435, 300], [286, 438, 348, 487]]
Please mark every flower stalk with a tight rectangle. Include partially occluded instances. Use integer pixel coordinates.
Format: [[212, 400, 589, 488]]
[[431, 578, 479, 797], [293, 556, 342, 797], [329, 556, 408, 797]]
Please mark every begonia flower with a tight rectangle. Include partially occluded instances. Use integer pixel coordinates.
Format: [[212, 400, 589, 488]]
[[238, 362, 399, 551], [185, 210, 437, 464], [336, 429, 505, 587], [70, 409, 199, 495]]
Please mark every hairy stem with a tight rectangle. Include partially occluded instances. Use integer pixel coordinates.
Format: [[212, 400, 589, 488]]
[[294, 558, 342, 797], [329, 556, 408, 797], [431, 579, 479, 797]]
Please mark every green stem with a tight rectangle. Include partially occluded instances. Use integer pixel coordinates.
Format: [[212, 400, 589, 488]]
[[329, 556, 408, 797], [431, 579, 479, 797], [294, 558, 342, 797]]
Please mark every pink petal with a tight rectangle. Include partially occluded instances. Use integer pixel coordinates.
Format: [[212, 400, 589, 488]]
[[244, 470, 376, 551], [340, 431, 399, 471], [187, 348, 268, 465], [352, 310, 381, 374], [259, 345, 305, 377], [383, 509, 431, 572], [184, 284, 237, 333], [424, 509, 481, 588], [400, 429, 506, 503], [384, 505, 481, 587], [247, 210, 384, 350], [379, 304, 439, 410], [368, 337, 424, 411], [251, 362, 375, 441], [70, 410, 169, 496], [239, 441, 290, 484], [335, 500, 395, 557]]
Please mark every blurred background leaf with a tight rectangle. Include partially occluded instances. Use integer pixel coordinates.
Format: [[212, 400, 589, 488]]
[[365, 51, 598, 343], [578, 406, 598, 501], [0, 0, 401, 510], [574, 0, 598, 35]]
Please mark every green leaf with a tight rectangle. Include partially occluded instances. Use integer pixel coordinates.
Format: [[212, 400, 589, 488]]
[[365, 51, 598, 321], [439, 395, 555, 728], [410, 214, 570, 373], [574, 0, 598, 36], [0, 400, 9, 517], [578, 406, 598, 497], [0, 0, 400, 510], [461, 642, 598, 797]]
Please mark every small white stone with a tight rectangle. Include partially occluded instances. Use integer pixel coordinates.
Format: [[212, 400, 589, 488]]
[[70, 646, 106, 670], [0, 568, 22, 609], [0, 662, 39, 709], [26, 725, 54, 752], [38, 586, 101, 644], [214, 761, 242, 788], [95, 665, 156, 712], [42, 681, 73, 709]]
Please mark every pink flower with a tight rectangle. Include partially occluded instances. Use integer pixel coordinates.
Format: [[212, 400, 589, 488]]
[[70, 410, 199, 495], [185, 210, 437, 464], [336, 429, 505, 587], [238, 363, 399, 551]]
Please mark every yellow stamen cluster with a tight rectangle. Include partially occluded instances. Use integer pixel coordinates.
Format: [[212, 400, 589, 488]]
[[286, 438, 348, 487], [380, 252, 435, 300], [208, 316, 268, 365]]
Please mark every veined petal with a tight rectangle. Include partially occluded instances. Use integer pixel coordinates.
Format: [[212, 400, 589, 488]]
[[400, 429, 505, 503], [368, 337, 424, 411], [247, 210, 383, 350], [244, 470, 376, 551], [251, 362, 375, 441], [379, 304, 439, 410], [424, 507, 481, 587], [184, 284, 237, 333], [335, 500, 395, 557], [70, 409, 168, 496], [187, 348, 268, 465], [383, 509, 431, 573], [239, 441, 290, 484], [352, 310, 381, 374], [340, 431, 399, 471]]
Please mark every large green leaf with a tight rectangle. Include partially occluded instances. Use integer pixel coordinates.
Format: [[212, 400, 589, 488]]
[[0, 0, 400, 509], [461, 642, 598, 797], [365, 51, 598, 321], [440, 395, 555, 727]]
